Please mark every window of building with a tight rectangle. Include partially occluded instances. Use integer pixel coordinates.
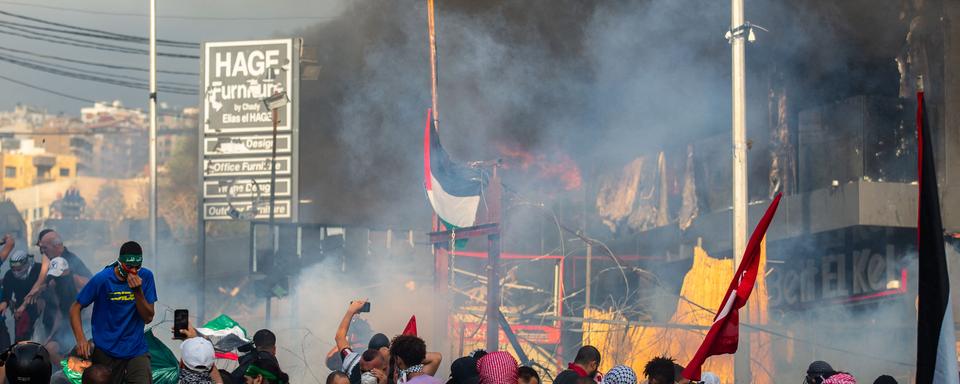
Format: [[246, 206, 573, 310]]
[[59, 168, 69, 177], [4, 167, 14, 178]]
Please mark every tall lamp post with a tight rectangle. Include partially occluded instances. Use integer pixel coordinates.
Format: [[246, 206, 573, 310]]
[[148, 0, 158, 272], [260, 67, 289, 328]]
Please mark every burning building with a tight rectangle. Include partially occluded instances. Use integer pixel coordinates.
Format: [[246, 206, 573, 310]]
[[182, 1, 960, 382]]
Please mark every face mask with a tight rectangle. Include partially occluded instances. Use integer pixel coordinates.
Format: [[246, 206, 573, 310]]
[[116, 253, 142, 279], [11, 265, 30, 280], [11, 261, 32, 280], [361, 372, 378, 384]]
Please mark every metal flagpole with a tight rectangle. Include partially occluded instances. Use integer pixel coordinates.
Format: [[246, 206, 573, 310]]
[[426, 0, 450, 357], [148, 0, 158, 270], [428, 0, 439, 128], [730, 0, 751, 381]]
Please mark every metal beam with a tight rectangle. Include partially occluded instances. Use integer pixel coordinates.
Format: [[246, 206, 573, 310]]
[[428, 223, 500, 245]]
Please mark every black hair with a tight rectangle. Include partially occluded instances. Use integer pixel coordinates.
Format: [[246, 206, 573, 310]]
[[253, 329, 277, 349], [362, 349, 381, 362], [573, 345, 601, 366], [873, 375, 898, 384], [575, 377, 595, 384], [470, 349, 488, 361], [67, 342, 91, 359], [119, 241, 142, 256], [643, 356, 675, 384], [390, 335, 427, 368], [518, 366, 540, 383], [326, 371, 350, 384], [82, 364, 111, 384]]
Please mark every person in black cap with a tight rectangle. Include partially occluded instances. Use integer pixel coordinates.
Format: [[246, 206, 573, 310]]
[[3, 341, 52, 384], [805, 361, 836, 384], [873, 375, 897, 384], [231, 329, 279, 383], [447, 356, 480, 384], [70, 241, 156, 384]]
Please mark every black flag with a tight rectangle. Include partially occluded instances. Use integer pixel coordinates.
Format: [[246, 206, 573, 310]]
[[916, 90, 959, 384]]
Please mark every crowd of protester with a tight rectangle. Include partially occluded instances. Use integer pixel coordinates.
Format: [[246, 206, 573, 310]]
[[324, 300, 903, 384], [0, 232, 914, 384]]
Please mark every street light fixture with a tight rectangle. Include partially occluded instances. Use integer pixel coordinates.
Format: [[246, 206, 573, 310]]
[[262, 92, 290, 111]]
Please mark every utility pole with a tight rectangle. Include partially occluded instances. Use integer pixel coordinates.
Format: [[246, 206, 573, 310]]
[[266, 98, 279, 328], [148, 0, 158, 272], [730, 0, 751, 381]]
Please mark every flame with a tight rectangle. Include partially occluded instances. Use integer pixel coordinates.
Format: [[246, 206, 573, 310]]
[[584, 240, 774, 383], [496, 143, 582, 191]]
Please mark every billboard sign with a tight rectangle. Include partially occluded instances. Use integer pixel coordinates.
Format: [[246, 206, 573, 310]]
[[203, 200, 291, 220], [203, 178, 291, 199], [203, 39, 293, 134], [203, 134, 292, 156], [200, 38, 299, 221], [202, 156, 291, 178]]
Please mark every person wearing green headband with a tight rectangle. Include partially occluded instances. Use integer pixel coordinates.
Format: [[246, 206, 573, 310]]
[[244, 358, 288, 384], [69, 241, 157, 384]]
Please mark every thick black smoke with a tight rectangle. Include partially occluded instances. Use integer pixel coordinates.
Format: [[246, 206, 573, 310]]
[[294, 0, 907, 228]]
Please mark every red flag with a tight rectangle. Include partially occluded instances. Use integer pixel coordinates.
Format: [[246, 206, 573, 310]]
[[402, 315, 418, 336], [681, 193, 782, 381]]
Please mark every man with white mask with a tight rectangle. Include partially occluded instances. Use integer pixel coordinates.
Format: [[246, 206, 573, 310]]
[[0, 250, 43, 341]]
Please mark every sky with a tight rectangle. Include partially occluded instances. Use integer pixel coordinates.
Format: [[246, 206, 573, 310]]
[[0, 0, 344, 114]]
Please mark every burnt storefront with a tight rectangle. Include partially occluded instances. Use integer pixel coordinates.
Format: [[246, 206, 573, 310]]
[[767, 227, 912, 311]]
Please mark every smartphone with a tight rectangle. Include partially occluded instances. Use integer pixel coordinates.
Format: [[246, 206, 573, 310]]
[[173, 309, 189, 340], [359, 302, 371, 313]]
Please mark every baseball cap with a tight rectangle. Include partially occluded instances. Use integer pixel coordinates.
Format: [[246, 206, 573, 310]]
[[180, 337, 215, 372], [368, 333, 389, 350], [47, 257, 69, 277], [807, 361, 834, 375], [35, 229, 53, 246]]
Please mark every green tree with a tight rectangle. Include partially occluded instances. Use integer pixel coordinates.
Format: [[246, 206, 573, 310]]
[[160, 134, 199, 242], [93, 182, 126, 221]]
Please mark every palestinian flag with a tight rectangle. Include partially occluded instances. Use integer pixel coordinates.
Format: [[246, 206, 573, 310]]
[[197, 314, 250, 357], [915, 90, 959, 384], [145, 329, 181, 384], [424, 108, 486, 228]]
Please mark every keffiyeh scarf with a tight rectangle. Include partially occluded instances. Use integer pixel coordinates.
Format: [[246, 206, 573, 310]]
[[399, 364, 424, 384], [476, 351, 518, 384], [822, 373, 857, 384], [603, 365, 636, 384]]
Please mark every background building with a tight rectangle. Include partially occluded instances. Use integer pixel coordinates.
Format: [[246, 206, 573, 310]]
[[0, 138, 76, 191]]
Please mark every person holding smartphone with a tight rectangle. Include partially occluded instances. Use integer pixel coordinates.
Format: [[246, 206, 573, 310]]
[[69, 241, 157, 384]]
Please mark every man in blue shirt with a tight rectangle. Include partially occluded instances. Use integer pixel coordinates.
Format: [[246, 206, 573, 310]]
[[69, 241, 156, 384]]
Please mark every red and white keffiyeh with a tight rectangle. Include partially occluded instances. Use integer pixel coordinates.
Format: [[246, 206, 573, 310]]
[[822, 373, 857, 384], [476, 351, 518, 384]]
